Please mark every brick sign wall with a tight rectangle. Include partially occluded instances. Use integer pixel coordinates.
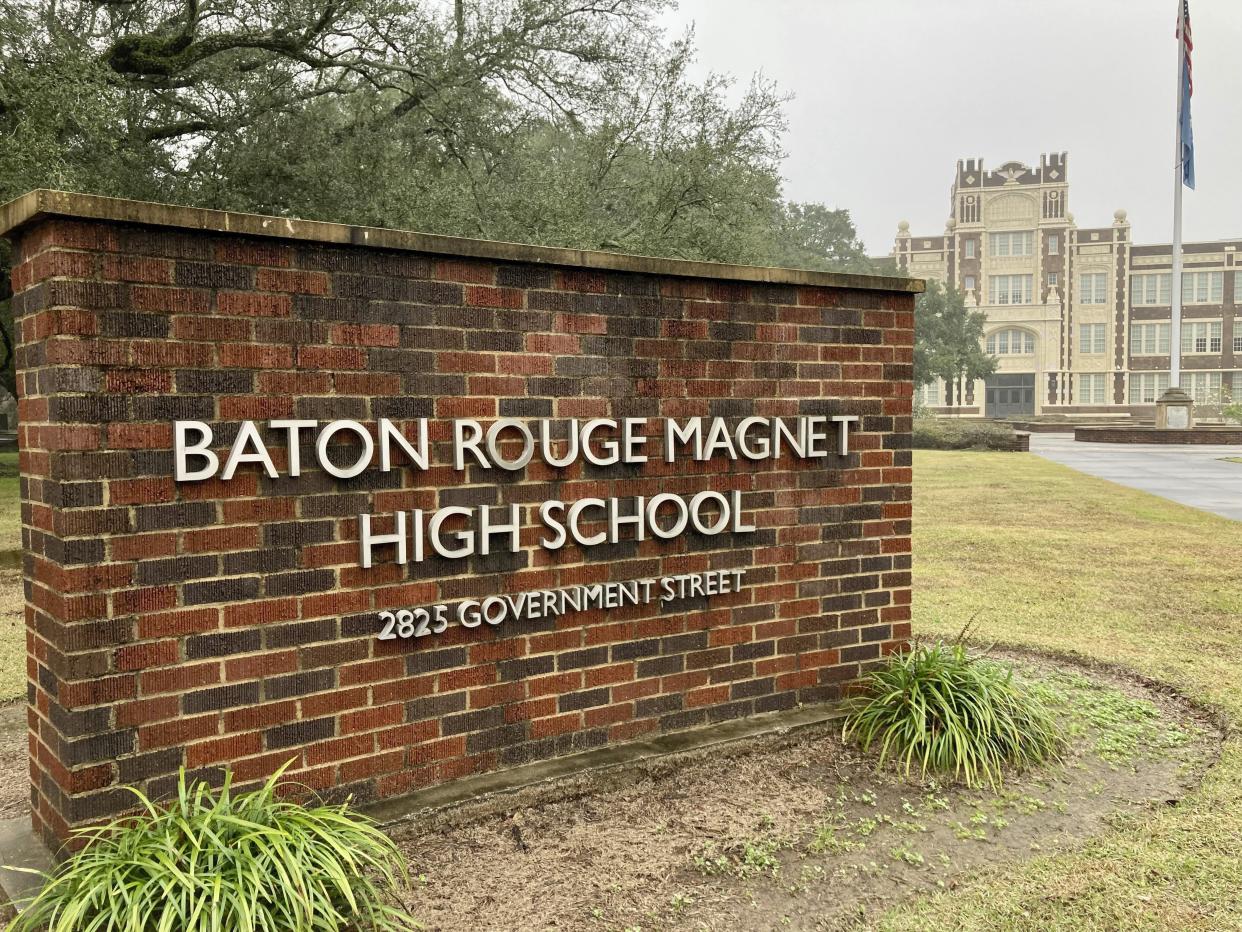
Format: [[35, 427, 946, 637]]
[[1, 191, 919, 848]]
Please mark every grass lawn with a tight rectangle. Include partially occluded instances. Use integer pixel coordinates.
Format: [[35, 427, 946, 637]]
[[0, 451, 20, 701], [878, 451, 1242, 930], [0, 452, 18, 553]]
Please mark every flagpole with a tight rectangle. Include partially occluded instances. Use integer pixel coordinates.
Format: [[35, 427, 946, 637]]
[[1170, 0, 1184, 392]]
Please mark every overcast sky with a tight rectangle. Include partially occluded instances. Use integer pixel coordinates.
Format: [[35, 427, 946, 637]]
[[662, 0, 1242, 255]]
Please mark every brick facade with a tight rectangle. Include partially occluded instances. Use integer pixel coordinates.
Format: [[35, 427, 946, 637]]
[[899, 152, 1242, 417], [2, 191, 918, 849]]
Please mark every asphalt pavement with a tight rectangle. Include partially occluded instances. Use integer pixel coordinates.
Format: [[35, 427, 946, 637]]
[[1029, 433, 1242, 522]]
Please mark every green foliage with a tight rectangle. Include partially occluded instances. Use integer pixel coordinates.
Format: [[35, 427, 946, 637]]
[[914, 281, 996, 401], [10, 766, 418, 932], [842, 638, 1063, 788], [911, 417, 1020, 451], [0, 0, 881, 395], [768, 202, 872, 273], [0, 0, 873, 271]]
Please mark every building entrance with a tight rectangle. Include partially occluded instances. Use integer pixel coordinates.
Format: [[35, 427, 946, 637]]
[[985, 373, 1036, 417]]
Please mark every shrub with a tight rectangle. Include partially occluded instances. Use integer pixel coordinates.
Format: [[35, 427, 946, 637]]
[[842, 640, 1063, 788], [11, 766, 419, 932], [912, 416, 1019, 451]]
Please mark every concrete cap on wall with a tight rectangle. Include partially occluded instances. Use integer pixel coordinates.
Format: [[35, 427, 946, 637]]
[[0, 189, 925, 294]]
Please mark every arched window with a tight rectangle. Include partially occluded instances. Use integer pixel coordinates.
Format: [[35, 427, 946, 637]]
[[985, 328, 1035, 355]]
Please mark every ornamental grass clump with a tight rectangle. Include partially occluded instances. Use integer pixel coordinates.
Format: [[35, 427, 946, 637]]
[[842, 639, 1063, 788], [11, 765, 419, 932]]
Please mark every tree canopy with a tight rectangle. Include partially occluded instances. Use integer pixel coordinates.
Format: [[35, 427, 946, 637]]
[[914, 280, 997, 405], [0, 0, 883, 397], [0, 0, 872, 268]]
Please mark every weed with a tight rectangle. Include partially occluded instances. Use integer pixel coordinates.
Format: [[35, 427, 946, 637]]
[[808, 824, 863, 855], [889, 846, 926, 866], [952, 822, 987, 841]]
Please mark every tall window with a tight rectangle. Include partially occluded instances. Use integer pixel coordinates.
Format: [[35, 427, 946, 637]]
[[989, 231, 1034, 257], [1048, 234, 1060, 255], [1183, 371, 1222, 404], [1048, 271, 1059, 288], [1182, 271, 1224, 304], [1078, 373, 1107, 404], [1132, 273, 1172, 305], [964, 274, 977, 290], [964, 239, 976, 259], [988, 275, 1033, 305], [1079, 273, 1108, 304], [1234, 333, 1242, 354], [915, 381, 941, 406], [1130, 322, 1170, 355], [986, 329, 1035, 355], [1078, 323, 1107, 354], [1129, 372, 1170, 403], [1181, 320, 1222, 354]]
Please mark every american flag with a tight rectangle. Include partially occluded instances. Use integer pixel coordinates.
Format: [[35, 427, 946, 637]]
[[1177, 0, 1195, 188]]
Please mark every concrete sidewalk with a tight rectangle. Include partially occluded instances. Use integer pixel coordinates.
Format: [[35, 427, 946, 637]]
[[1029, 433, 1242, 522]]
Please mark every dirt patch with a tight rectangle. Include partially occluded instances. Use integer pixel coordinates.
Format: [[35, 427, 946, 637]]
[[390, 655, 1219, 931]]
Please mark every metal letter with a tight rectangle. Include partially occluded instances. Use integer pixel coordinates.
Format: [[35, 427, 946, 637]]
[[174, 421, 219, 482]]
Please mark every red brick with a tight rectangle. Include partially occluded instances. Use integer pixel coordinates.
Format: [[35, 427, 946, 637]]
[[465, 286, 523, 308], [183, 526, 260, 553], [109, 478, 176, 505], [306, 735, 374, 767], [225, 701, 297, 733], [220, 396, 294, 419], [340, 658, 404, 686], [434, 259, 494, 283], [531, 713, 580, 738], [138, 608, 219, 639], [408, 737, 466, 765], [225, 651, 298, 681], [101, 255, 173, 284], [256, 268, 329, 294], [140, 714, 218, 750], [116, 695, 180, 728], [114, 587, 177, 614], [438, 352, 496, 373], [115, 640, 179, 672], [528, 672, 582, 697], [174, 317, 250, 342], [219, 343, 293, 369], [108, 423, 173, 450], [105, 370, 173, 393], [341, 704, 404, 735], [141, 662, 219, 695], [214, 240, 292, 267], [218, 292, 292, 317], [298, 346, 366, 370], [223, 599, 298, 628], [187, 733, 262, 768], [584, 703, 633, 728], [340, 749, 405, 783], [554, 313, 606, 334]]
